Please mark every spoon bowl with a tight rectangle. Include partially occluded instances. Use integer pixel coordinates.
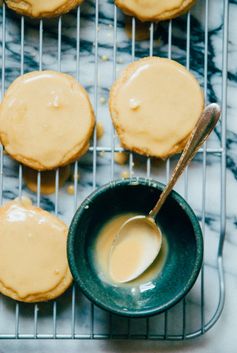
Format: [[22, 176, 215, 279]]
[[109, 215, 162, 283]]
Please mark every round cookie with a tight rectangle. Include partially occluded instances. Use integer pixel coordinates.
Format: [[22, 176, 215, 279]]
[[115, 0, 196, 22], [5, 0, 84, 19], [0, 70, 95, 171], [109, 57, 204, 159], [0, 197, 72, 302]]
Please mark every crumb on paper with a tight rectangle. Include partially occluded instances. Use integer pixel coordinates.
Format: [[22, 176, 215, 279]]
[[120, 170, 129, 179], [96, 122, 104, 140], [114, 152, 128, 165], [101, 54, 109, 61], [99, 151, 105, 158], [99, 96, 106, 105], [67, 184, 75, 195]]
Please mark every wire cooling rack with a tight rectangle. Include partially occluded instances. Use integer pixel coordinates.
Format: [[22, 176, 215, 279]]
[[0, 0, 228, 340]]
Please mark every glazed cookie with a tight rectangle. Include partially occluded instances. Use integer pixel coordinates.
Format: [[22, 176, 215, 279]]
[[5, 0, 84, 19], [0, 70, 95, 171], [0, 197, 72, 302], [115, 0, 196, 22], [109, 57, 204, 159]]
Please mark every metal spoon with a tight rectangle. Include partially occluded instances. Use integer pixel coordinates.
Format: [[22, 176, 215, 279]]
[[109, 103, 221, 283]]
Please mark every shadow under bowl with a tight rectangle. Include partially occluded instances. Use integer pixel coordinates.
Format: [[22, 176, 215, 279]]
[[67, 178, 203, 318]]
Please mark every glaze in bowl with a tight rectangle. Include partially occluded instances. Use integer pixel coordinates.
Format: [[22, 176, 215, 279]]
[[67, 178, 203, 318]]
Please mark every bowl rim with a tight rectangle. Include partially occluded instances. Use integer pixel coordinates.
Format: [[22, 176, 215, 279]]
[[67, 177, 203, 318]]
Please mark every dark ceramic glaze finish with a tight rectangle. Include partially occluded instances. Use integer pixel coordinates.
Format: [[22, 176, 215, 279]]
[[67, 178, 203, 318]]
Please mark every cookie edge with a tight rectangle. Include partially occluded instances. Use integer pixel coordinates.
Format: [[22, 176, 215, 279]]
[[5, 0, 84, 19], [115, 0, 197, 22]]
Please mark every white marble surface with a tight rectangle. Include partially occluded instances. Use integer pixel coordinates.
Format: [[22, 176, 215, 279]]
[[0, 0, 236, 352]]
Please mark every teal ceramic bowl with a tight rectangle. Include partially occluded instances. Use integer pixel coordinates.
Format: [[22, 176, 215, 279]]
[[67, 178, 203, 318]]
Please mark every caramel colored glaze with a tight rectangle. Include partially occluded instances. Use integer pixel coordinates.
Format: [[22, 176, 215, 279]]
[[109, 219, 161, 283], [115, 0, 196, 22], [95, 213, 167, 286], [110, 234, 144, 283], [125, 18, 151, 41], [23, 165, 71, 195], [5, 0, 84, 18], [109, 57, 204, 159], [0, 197, 72, 302], [0, 71, 95, 170], [114, 152, 128, 165]]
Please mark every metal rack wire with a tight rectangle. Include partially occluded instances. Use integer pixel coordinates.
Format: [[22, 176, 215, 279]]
[[0, 0, 228, 340]]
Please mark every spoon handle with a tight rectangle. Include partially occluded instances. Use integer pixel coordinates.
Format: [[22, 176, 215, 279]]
[[149, 103, 221, 220]]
